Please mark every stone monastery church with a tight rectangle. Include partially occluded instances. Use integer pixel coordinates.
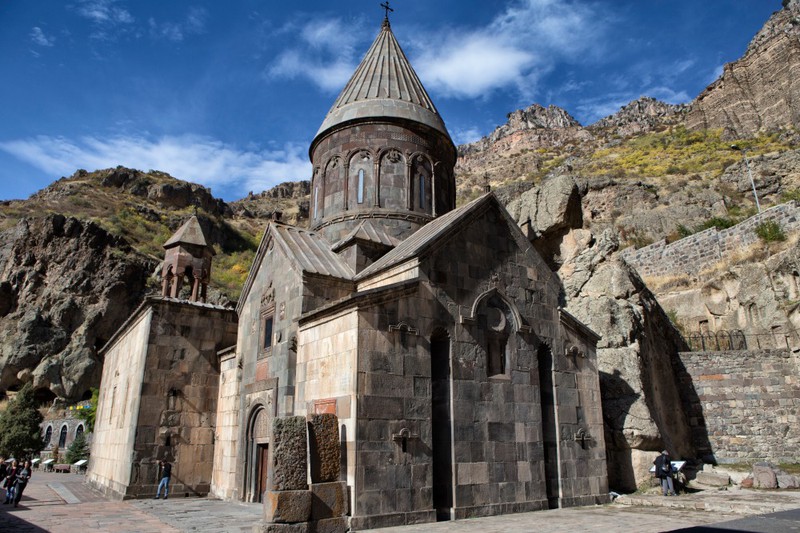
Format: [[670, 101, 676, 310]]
[[87, 14, 609, 530]]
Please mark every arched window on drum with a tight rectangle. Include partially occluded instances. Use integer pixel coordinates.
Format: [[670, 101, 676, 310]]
[[349, 152, 373, 207], [413, 155, 432, 213]]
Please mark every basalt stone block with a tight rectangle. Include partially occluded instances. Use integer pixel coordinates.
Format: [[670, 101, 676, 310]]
[[272, 416, 308, 491], [311, 481, 349, 520], [252, 522, 310, 533], [311, 517, 349, 533], [308, 414, 340, 483], [264, 490, 312, 523], [695, 471, 730, 487]]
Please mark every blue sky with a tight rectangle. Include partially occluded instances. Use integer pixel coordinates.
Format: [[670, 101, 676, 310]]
[[0, 0, 782, 202]]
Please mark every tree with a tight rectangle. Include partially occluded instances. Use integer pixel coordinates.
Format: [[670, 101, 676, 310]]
[[65, 432, 90, 463], [0, 383, 44, 459], [76, 387, 98, 433]]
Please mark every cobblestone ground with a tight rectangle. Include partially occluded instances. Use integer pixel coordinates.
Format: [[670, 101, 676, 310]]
[[1, 471, 799, 533]]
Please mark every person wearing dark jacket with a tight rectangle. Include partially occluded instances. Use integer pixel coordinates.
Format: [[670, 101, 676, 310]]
[[3, 459, 17, 504], [0, 458, 6, 502], [13, 460, 32, 507], [154, 460, 172, 499], [654, 450, 676, 496]]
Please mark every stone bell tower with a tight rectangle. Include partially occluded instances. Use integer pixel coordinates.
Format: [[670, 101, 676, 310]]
[[308, 16, 457, 244], [161, 215, 214, 302]]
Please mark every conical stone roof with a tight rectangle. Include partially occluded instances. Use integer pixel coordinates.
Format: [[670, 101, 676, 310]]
[[314, 19, 451, 142], [163, 215, 214, 253]]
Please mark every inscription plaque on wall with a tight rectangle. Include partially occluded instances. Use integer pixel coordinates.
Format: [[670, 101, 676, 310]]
[[314, 398, 337, 415]]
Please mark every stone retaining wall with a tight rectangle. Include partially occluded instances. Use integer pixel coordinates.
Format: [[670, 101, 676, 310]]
[[677, 349, 800, 463], [621, 201, 800, 279]]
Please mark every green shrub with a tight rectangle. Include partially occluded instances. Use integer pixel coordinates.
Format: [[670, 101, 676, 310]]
[[755, 220, 786, 242], [697, 217, 736, 231], [65, 432, 90, 463]]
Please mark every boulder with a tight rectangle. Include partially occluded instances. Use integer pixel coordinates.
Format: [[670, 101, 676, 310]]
[[0, 216, 154, 400], [752, 463, 778, 489], [777, 475, 799, 489], [695, 471, 731, 487]]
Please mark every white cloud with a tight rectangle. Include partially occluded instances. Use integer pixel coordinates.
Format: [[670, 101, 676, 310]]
[[413, 0, 607, 99], [30, 27, 55, 47], [73, 0, 134, 41], [75, 0, 133, 25], [266, 17, 364, 92], [452, 126, 484, 145], [0, 135, 311, 197], [149, 7, 208, 42], [416, 36, 535, 99]]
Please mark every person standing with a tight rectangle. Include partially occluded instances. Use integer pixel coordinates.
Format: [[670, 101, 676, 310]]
[[654, 450, 676, 496], [0, 458, 6, 501], [154, 460, 172, 499], [13, 460, 32, 507], [3, 459, 18, 504]]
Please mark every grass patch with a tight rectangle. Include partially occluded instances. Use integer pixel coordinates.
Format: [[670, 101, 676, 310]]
[[755, 220, 786, 243]]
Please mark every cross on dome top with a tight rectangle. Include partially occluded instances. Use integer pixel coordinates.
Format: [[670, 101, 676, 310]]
[[380, 1, 393, 27]]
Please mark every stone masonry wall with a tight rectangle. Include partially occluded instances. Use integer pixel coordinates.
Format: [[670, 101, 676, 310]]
[[677, 349, 800, 463], [621, 201, 800, 279]]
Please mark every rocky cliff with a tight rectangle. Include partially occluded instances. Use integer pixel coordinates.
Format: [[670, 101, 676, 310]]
[[0, 168, 308, 402], [0, 215, 154, 401], [686, 1, 800, 136], [589, 97, 689, 138]]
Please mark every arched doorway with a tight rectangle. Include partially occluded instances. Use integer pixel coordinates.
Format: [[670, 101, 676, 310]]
[[245, 406, 270, 502], [58, 425, 68, 448], [430, 328, 453, 521]]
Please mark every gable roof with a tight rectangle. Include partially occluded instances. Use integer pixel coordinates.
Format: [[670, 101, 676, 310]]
[[356, 193, 501, 280], [313, 19, 451, 143], [163, 215, 213, 251], [237, 222, 353, 314], [271, 224, 354, 279], [331, 219, 400, 252]]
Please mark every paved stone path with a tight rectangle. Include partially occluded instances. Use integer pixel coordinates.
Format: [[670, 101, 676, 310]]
[[1, 471, 799, 532]]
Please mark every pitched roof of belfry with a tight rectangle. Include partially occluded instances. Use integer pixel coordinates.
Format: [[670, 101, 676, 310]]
[[314, 18, 451, 142], [163, 215, 213, 252]]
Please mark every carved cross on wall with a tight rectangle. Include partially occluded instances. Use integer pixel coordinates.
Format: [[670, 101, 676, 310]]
[[574, 427, 591, 449]]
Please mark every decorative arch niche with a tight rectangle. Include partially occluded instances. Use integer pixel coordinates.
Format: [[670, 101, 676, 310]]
[[379, 149, 406, 209], [461, 288, 530, 379]]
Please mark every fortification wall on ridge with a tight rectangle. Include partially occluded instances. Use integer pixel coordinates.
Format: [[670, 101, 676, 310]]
[[621, 201, 800, 278]]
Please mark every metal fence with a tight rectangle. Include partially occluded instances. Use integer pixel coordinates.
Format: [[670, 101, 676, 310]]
[[685, 329, 797, 352]]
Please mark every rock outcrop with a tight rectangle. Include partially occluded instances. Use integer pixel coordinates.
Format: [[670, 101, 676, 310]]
[[512, 175, 694, 491], [686, 1, 800, 136], [0, 215, 155, 400], [230, 180, 311, 225], [590, 97, 689, 138], [461, 104, 582, 156]]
